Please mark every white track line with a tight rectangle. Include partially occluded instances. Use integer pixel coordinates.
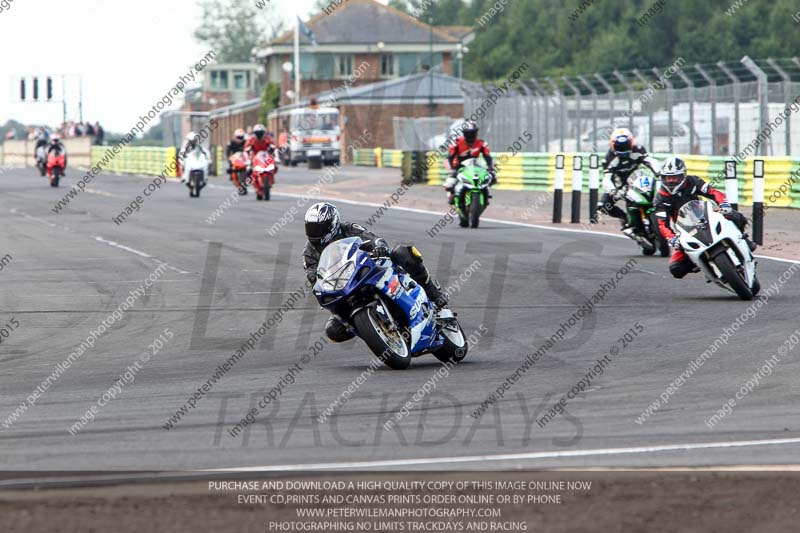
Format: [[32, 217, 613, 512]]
[[272, 191, 800, 265], [92, 236, 190, 274], [205, 437, 800, 472]]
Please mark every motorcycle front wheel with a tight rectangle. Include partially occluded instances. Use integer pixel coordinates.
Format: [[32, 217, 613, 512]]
[[433, 320, 468, 364], [470, 191, 482, 228], [713, 253, 753, 300], [353, 304, 410, 370]]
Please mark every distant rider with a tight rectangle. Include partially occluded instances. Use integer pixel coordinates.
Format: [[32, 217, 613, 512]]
[[654, 156, 756, 279], [303, 202, 448, 343], [180, 132, 209, 183], [444, 120, 496, 204], [245, 124, 275, 157], [46, 134, 67, 176], [597, 128, 659, 231], [34, 128, 50, 152], [226, 128, 248, 181]]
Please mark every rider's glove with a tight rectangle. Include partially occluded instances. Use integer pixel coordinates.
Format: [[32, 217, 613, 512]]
[[489, 169, 498, 186], [371, 244, 390, 258], [669, 235, 681, 250], [719, 202, 733, 215], [612, 187, 626, 201]]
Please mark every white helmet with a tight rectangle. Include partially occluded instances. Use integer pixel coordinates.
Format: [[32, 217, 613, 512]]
[[304, 202, 340, 246], [659, 157, 688, 195]]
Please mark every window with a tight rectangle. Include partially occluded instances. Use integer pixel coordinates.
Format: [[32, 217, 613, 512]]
[[233, 71, 247, 90], [380, 54, 394, 78], [210, 70, 229, 90], [396, 53, 443, 76], [336, 54, 354, 78], [300, 55, 334, 79]]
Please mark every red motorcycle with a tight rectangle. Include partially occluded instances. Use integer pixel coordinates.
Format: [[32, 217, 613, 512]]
[[47, 148, 66, 187], [251, 150, 276, 201], [229, 151, 250, 195]]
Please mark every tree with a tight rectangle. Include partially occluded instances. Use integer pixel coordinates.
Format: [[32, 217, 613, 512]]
[[259, 82, 281, 125], [194, 0, 283, 63]]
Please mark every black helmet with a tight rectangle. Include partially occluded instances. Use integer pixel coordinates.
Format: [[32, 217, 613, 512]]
[[304, 202, 341, 246], [659, 157, 688, 194], [462, 120, 478, 144], [254, 123, 266, 140]]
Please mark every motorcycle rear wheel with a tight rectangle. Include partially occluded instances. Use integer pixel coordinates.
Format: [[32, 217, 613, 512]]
[[353, 305, 410, 370]]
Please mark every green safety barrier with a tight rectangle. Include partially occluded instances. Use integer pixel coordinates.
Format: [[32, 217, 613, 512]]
[[352, 148, 377, 167], [382, 149, 403, 168], [90, 145, 178, 177], [355, 148, 800, 209]]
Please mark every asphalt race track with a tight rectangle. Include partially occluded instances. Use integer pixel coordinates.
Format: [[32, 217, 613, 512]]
[[2, 166, 800, 473]]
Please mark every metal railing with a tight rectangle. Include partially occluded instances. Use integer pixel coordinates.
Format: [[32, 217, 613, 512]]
[[465, 57, 800, 157]]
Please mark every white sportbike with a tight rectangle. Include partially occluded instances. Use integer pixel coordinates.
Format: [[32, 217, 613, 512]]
[[675, 200, 759, 300], [184, 147, 209, 198]]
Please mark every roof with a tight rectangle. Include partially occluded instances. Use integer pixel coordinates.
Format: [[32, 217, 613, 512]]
[[269, 0, 469, 46], [275, 72, 483, 110], [438, 26, 474, 41]]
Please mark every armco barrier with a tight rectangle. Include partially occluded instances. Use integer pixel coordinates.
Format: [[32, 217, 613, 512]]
[[90, 145, 178, 177]]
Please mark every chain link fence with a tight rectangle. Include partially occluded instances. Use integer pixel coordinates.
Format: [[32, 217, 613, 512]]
[[450, 58, 800, 157]]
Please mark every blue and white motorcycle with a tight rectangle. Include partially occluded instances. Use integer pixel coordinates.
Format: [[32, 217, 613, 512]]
[[313, 237, 468, 370]]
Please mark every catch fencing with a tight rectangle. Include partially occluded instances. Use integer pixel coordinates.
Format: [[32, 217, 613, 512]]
[[461, 57, 800, 157]]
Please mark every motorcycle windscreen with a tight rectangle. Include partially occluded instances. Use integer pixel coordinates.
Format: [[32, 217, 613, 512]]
[[316, 237, 362, 290], [676, 200, 713, 244]]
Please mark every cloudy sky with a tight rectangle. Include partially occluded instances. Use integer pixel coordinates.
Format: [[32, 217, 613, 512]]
[[0, 0, 332, 133]]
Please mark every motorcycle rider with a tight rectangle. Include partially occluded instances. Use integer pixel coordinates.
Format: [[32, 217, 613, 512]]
[[46, 134, 67, 177], [245, 124, 275, 157], [34, 128, 50, 172], [179, 132, 209, 183], [597, 128, 660, 237], [303, 202, 448, 343], [226, 128, 248, 184], [34, 127, 49, 152], [444, 120, 497, 204], [655, 156, 756, 279]]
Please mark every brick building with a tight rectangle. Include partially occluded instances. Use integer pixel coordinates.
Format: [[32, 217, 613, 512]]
[[256, 0, 473, 105]]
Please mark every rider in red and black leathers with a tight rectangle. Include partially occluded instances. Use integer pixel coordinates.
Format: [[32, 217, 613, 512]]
[[655, 156, 754, 279], [245, 123, 275, 157], [444, 121, 496, 203]]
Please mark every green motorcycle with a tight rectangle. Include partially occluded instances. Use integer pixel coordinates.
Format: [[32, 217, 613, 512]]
[[623, 170, 671, 257], [454, 159, 492, 228]]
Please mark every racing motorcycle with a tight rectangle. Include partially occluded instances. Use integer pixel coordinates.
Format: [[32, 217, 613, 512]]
[[454, 159, 492, 228], [184, 147, 208, 198], [46, 148, 66, 187], [675, 200, 760, 300], [251, 150, 276, 201], [622, 170, 670, 257], [36, 145, 47, 177], [313, 237, 468, 370], [229, 151, 250, 195]]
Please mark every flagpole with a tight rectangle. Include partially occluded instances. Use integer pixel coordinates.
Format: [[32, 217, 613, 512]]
[[294, 15, 301, 105]]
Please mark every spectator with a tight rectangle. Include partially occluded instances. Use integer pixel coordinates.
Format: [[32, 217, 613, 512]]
[[94, 122, 104, 145], [86, 122, 95, 136]]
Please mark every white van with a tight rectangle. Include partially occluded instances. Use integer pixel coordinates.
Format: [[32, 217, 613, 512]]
[[280, 107, 341, 166]]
